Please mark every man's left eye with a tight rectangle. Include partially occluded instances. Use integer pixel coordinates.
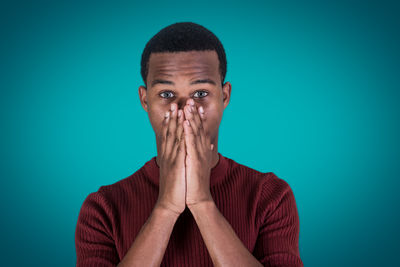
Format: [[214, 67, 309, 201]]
[[160, 91, 174, 98], [194, 91, 208, 98]]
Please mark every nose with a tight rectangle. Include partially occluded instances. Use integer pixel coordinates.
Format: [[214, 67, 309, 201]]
[[176, 98, 192, 110]]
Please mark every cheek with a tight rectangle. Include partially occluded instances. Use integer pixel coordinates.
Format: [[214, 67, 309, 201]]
[[200, 106, 222, 134], [148, 107, 166, 133], [201, 102, 222, 119]]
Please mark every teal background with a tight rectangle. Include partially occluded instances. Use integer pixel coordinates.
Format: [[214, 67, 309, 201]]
[[1, 0, 399, 266]]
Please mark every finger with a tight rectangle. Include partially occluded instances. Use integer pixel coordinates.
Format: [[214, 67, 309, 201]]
[[183, 103, 205, 148], [161, 109, 170, 156], [183, 119, 197, 158], [190, 103, 203, 132], [196, 105, 211, 149], [198, 105, 205, 120], [177, 109, 185, 143], [171, 109, 184, 160], [180, 129, 186, 161], [183, 104, 200, 138], [190, 103, 206, 141], [177, 123, 186, 163], [165, 103, 178, 156]]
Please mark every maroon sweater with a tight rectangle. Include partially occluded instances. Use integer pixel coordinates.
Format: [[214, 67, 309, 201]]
[[75, 153, 303, 266]]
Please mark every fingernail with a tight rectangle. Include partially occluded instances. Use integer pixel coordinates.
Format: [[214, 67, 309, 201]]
[[171, 103, 176, 111], [165, 111, 170, 117], [189, 99, 194, 106], [178, 110, 182, 117], [199, 106, 204, 114]]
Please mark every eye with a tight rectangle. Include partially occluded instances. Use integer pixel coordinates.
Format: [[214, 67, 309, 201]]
[[194, 90, 209, 98], [159, 91, 174, 99], [159, 90, 209, 99]]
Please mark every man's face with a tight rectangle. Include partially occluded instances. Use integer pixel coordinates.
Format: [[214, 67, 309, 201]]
[[138, 50, 231, 152]]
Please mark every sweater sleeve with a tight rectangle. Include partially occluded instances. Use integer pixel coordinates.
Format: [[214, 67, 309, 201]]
[[75, 190, 120, 267], [253, 176, 303, 267]]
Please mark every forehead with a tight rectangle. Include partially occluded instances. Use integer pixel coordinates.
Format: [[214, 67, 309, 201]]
[[148, 50, 219, 80]]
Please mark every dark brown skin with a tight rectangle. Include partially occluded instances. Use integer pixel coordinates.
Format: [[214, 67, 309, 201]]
[[141, 50, 231, 213], [142, 50, 231, 169], [117, 51, 262, 267]]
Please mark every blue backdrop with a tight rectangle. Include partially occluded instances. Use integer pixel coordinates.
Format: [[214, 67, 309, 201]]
[[1, 0, 399, 266]]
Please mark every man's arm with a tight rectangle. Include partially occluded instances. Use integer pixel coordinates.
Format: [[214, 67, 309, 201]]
[[117, 205, 179, 267], [76, 104, 188, 266], [190, 183, 303, 267], [118, 104, 186, 266], [188, 201, 263, 267], [182, 100, 263, 266], [76, 191, 120, 267], [252, 181, 303, 266], [188, 184, 303, 267], [76, 191, 179, 267]]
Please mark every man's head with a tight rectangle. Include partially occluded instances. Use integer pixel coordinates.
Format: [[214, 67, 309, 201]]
[[138, 22, 232, 154], [140, 22, 227, 88]]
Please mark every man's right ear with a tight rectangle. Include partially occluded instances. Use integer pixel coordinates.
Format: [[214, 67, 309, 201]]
[[138, 85, 148, 112]]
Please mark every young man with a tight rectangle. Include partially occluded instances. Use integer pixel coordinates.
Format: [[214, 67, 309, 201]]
[[75, 22, 303, 267]]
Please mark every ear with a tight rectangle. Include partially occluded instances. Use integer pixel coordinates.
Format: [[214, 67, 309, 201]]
[[138, 85, 148, 112], [222, 81, 232, 110]]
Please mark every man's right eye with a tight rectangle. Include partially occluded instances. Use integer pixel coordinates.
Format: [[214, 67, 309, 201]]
[[159, 91, 174, 98]]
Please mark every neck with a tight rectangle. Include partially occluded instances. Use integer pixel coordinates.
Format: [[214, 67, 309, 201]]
[[210, 145, 219, 168]]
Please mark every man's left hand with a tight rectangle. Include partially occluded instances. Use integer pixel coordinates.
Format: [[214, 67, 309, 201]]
[[183, 99, 214, 208]]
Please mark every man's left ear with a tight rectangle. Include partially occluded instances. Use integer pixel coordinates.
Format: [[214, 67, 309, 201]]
[[222, 82, 232, 109]]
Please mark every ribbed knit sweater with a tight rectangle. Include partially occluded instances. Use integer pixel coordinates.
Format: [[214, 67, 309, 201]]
[[75, 153, 303, 266]]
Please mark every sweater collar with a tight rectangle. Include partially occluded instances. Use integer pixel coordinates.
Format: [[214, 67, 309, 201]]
[[143, 152, 229, 187]]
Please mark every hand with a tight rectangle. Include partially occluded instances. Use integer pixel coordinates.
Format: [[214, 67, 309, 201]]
[[183, 99, 215, 208], [155, 103, 186, 216]]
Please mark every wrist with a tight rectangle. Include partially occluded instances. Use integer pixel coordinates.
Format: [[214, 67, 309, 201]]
[[187, 199, 216, 213], [153, 203, 182, 220]]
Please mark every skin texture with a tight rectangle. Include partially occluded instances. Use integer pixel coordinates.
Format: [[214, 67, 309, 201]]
[[117, 51, 262, 267], [139, 50, 231, 169], [153, 102, 187, 216]]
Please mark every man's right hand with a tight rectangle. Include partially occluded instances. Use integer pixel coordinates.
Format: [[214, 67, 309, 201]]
[[155, 103, 186, 216]]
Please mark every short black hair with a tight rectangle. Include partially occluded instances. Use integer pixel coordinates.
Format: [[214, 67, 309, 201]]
[[140, 22, 227, 88]]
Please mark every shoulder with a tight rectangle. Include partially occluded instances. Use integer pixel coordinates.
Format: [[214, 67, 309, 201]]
[[82, 165, 148, 210], [259, 172, 294, 204], [225, 156, 290, 192], [224, 155, 295, 208], [225, 156, 265, 182], [256, 172, 298, 226]]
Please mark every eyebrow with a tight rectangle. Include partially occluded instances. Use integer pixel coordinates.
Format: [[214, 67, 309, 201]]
[[151, 78, 216, 87]]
